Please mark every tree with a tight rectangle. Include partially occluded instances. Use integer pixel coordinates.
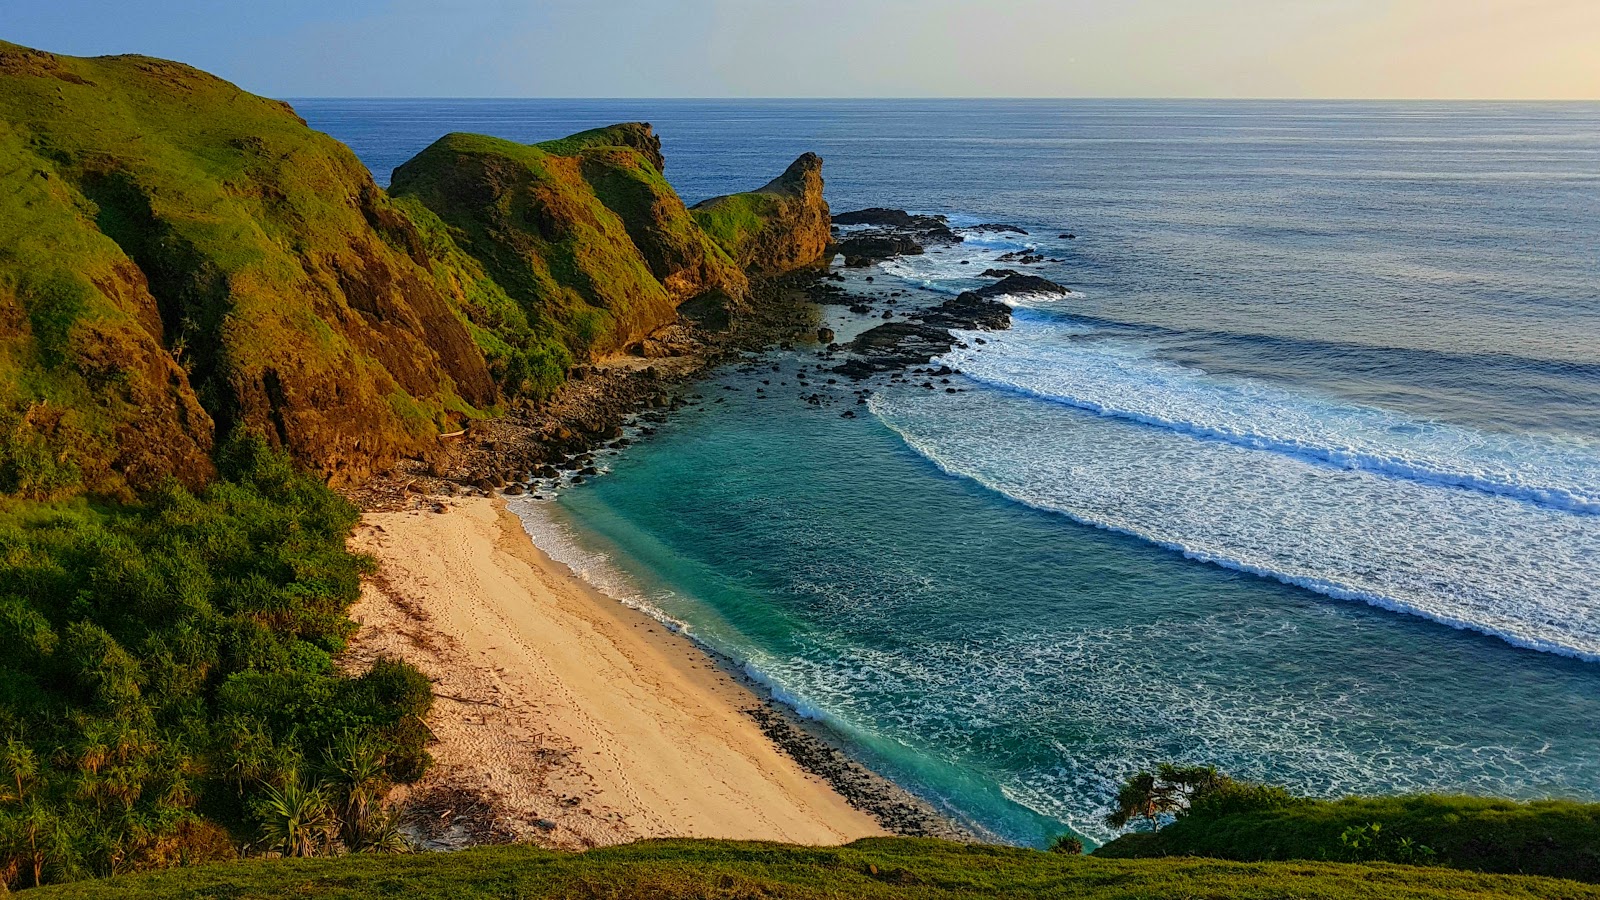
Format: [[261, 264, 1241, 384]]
[[321, 732, 404, 853], [1048, 835, 1084, 855], [1104, 771, 1179, 830], [1103, 764, 1235, 831], [0, 740, 36, 805]]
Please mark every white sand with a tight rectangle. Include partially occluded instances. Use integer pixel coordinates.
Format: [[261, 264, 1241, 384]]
[[346, 495, 883, 850]]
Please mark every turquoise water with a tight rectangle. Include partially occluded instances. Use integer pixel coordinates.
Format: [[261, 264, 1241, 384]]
[[304, 100, 1600, 846]]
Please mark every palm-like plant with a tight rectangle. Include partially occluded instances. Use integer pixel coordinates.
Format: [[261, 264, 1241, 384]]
[[321, 732, 390, 851], [256, 779, 335, 858], [348, 807, 411, 854], [1103, 764, 1236, 831], [0, 739, 36, 805], [1103, 770, 1178, 830]]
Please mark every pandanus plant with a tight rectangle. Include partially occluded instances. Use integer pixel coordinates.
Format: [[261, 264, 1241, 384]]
[[1103, 764, 1230, 830], [321, 732, 408, 852], [256, 778, 335, 858]]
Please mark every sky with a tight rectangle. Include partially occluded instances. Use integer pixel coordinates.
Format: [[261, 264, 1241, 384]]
[[6, 0, 1598, 99]]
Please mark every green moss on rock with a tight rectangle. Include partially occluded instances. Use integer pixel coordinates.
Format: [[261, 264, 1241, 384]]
[[390, 125, 747, 359], [692, 152, 832, 275], [0, 40, 495, 492]]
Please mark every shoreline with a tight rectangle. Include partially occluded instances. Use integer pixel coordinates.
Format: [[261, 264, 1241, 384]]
[[346, 492, 964, 848], [340, 262, 1000, 850]]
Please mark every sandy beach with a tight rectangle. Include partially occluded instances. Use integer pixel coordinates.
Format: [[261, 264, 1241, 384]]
[[345, 495, 884, 850]]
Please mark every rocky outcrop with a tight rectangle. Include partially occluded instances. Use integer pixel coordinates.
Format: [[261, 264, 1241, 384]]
[[391, 127, 747, 361], [829, 276, 1067, 381], [0, 41, 500, 494], [0, 42, 830, 501], [968, 274, 1072, 299], [691, 154, 831, 276], [833, 292, 1016, 380], [832, 208, 958, 242], [837, 233, 925, 266]]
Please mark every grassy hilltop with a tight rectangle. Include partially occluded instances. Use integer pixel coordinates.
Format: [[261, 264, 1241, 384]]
[[3, 38, 1594, 900], [0, 41, 828, 498]]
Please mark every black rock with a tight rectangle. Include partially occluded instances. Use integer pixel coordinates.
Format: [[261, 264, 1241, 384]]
[[836, 232, 924, 262], [968, 223, 1030, 235], [967, 273, 1071, 300]]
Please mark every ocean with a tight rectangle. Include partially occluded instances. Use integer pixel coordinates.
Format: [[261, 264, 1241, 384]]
[[298, 99, 1600, 846]]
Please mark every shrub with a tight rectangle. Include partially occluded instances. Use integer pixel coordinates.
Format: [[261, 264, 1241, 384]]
[[0, 434, 420, 889]]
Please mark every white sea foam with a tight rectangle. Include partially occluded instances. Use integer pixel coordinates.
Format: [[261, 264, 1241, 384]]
[[942, 320, 1600, 514], [869, 378, 1600, 661]]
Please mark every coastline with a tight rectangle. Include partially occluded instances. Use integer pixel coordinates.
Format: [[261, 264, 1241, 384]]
[[346, 492, 959, 848]]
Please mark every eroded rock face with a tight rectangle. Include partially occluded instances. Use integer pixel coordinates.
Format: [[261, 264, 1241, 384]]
[[691, 153, 832, 276], [0, 41, 500, 493], [0, 41, 833, 499]]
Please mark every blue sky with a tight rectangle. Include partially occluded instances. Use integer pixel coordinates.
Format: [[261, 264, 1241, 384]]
[[7, 0, 1598, 98]]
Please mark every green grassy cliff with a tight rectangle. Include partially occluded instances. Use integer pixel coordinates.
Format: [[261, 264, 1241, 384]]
[[389, 127, 749, 360], [1096, 792, 1600, 883], [0, 40, 497, 494], [0, 42, 828, 499], [692, 152, 832, 275]]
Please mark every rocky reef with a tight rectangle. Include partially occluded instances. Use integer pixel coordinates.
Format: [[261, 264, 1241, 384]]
[[833, 275, 1071, 379], [0, 41, 831, 499]]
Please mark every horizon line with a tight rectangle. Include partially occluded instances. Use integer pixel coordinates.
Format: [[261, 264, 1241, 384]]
[[279, 96, 1600, 104]]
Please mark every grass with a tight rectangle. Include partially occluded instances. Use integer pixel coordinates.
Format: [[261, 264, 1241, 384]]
[[25, 837, 1600, 899], [0, 40, 495, 492], [1097, 792, 1600, 883], [389, 127, 742, 360], [691, 190, 784, 264]]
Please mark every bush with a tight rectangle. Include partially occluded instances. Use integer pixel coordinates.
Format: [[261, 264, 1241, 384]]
[[1095, 768, 1600, 884], [0, 434, 420, 889], [1047, 835, 1084, 855]]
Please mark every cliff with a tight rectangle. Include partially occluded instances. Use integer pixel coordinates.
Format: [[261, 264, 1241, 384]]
[[389, 126, 748, 359], [0, 40, 495, 495], [691, 153, 832, 275], [0, 42, 829, 500]]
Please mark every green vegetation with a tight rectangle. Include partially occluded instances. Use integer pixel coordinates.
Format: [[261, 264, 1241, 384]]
[[0, 434, 429, 889], [24, 837, 1600, 899], [392, 196, 572, 401], [689, 152, 831, 275], [0, 40, 500, 491], [1, 40, 830, 495], [691, 190, 784, 263], [389, 128, 744, 361], [1095, 767, 1600, 883]]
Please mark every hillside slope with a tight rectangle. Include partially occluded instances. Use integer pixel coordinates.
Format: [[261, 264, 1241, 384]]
[[692, 153, 832, 275], [1, 42, 831, 499], [389, 126, 750, 360], [0, 40, 495, 494], [29, 838, 1600, 900]]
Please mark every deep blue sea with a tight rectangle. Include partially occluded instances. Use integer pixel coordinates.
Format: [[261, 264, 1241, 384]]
[[298, 99, 1600, 846]]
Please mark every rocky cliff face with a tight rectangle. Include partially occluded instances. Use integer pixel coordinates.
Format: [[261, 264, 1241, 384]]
[[0, 42, 829, 499], [0, 41, 501, 494], [390, 126, 748, 360], [691, 153, 832, 276]]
